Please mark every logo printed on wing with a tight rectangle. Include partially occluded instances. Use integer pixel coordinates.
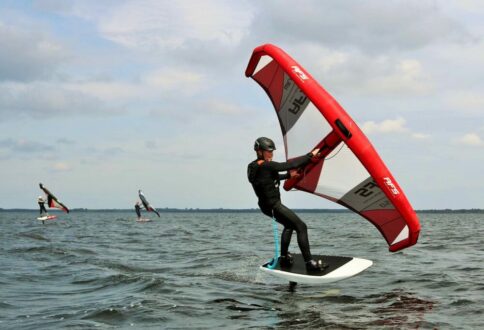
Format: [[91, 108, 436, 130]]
[[383, 177, 400, 195], [354, 180, 378, 198], [288, 95, 308, 115], [291, 65, 309, 81]]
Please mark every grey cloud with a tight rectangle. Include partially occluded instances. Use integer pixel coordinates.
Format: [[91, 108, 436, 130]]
[[81, 145, 126, 161], [0, 138, 55, 153], [23, 0, 471, 82], [145, 140, 157, 148], [104, 147, 124, 156], [249, 1, 471, 53], [0, 82, 121, 119], [32, 0, 74, 13], [56, 138, 76, 145], [159, 39, 246, 70], [81, 1, 472, 92], [0, 21, 68, 82]]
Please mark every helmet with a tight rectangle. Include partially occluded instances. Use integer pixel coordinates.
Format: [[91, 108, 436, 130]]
[[254, 137, 276, 151]]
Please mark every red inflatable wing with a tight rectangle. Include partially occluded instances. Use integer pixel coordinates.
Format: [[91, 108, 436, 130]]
[[246, 44, 420, 252]]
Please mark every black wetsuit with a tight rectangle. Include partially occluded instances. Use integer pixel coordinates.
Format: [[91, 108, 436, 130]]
[[247, 154, 315, 262], [135, 204, 141, 218], [38, 201, 47, 215]]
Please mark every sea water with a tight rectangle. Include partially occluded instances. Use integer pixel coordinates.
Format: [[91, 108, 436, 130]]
[[0, 211, 482, 329]]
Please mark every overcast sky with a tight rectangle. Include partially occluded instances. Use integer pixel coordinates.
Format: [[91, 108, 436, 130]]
[[1, 0, 483, 209]]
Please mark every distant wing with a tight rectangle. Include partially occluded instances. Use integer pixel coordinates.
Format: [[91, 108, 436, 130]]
[[138, 190, 160, 217], [245, 44, 420, 252], [39, 183, 69, 213]]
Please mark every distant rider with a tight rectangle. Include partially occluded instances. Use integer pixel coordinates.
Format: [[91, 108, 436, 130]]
[[135, 201, 143, 220], [247, 137, 325, 271], [38, 196, 47, 215]]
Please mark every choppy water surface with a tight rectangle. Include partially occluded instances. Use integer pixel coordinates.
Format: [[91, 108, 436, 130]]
[[0, 211, 482, 329]]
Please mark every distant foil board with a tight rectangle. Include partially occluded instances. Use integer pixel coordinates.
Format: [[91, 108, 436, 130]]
[[37, 215, 57, 221], [136, 218, 151, 222], [260, 254, 372, 284]]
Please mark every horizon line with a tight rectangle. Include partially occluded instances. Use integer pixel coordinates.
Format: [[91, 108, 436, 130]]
[[1, 207, 483, 213]]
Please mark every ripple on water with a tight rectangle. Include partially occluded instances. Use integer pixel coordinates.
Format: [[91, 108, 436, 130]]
[[0, 211, 483, 329]]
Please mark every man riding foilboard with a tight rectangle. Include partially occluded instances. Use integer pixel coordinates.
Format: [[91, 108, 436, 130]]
[[247, 137, 326, 271]]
